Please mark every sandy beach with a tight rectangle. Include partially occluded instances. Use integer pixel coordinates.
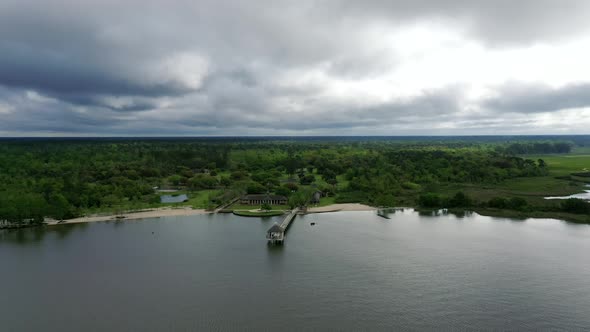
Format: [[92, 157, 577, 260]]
[[43, 203, 376, 226], [45, 207, 210, 226], [306, 203, 376, 213]]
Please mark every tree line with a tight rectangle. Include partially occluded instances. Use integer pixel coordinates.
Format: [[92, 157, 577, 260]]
[[0, 138, 577, 225]]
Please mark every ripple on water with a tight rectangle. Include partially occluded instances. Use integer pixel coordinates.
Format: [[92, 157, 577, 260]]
[[1, 210, 590, 331]]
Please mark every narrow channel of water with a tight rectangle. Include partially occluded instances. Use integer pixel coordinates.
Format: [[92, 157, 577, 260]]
[[545, 184, 590, 201]]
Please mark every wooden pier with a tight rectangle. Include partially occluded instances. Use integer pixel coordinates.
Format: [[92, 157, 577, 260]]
[[213, 197, 240, 213], [266, 207, 299, 244]]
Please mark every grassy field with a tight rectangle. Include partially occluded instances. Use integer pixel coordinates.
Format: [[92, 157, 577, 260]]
[[183, 190, 221, 209], [435, 177, 585, 206], [569, 146, 590, 155], [423, 152, 590, 222], [478, 153, 585, 194], [527, 153, 590, 176], [313, 195, 336, 207]]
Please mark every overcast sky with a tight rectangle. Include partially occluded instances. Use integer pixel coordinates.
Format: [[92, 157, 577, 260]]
[[1, 0, 590, 136]]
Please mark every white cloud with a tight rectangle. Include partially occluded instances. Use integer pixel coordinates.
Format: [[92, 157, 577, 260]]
[[0, 103, 13, 114], [152, 53, 210, 90]]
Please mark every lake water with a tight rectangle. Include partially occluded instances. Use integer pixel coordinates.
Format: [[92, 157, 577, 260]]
[[1, 210, 590, 331], [160, 194, 189, 203]]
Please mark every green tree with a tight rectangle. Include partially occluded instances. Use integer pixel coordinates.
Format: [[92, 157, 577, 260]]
[[288, 190, 311, 209], [507, 197, 528, 211], [448, 192, 472, 208], [275, 186, 291, 197], [488, 197, 508, 209], [247, 182, 266, 194], [418, 193, 441, 208], [169, 174, 183, 186], [560, 198, 590, 214], [48, 193, 71, 220]]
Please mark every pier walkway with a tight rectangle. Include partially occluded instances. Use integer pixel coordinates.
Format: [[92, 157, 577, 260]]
[[213, 197, 240, 213], [266, 207, 300, 244]]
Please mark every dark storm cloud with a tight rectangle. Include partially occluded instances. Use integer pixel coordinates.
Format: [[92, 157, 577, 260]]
[[484, 82, 590, 113], [0, 96, 120, 135], [0, 0, 589, 135], [148, 85, 462, 132], [0, 48, 188, 97], [0, 0, 197, 108]]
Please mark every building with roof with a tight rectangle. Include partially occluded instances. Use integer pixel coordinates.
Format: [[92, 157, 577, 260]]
[[240, 194, 288, 205], [266, 223, 285, 243], [310, 191, 322, 204]]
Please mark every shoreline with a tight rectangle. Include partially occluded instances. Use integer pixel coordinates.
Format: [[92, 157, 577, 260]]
[[32, 203, 590, 227], [306, 203, 377, 213], [43, 203, 377, 226], [45, 207, 210, 226]]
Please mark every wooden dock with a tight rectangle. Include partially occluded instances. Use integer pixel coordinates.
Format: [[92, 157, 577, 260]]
[[280, 208, 299, 230], [213, 197, 240, 213], [266, 207, 299, 244]]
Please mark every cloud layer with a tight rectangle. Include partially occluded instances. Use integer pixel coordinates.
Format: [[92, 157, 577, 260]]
[[1, 0, 590, 136]]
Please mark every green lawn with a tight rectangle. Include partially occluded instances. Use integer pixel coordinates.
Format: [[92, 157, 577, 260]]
[[526, 153, 590, 176], [313, 196, 336, 207], [184, 190, 221, 208], [570, 146, 590, 155]]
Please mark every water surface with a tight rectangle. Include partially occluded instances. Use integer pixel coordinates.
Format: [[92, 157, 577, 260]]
[[160, 194, 189, 203], [545, 184, 590, 201], [1, 210, 590, 331]]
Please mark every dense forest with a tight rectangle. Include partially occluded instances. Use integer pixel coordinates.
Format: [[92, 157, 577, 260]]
[[0, 137, 588, 225]]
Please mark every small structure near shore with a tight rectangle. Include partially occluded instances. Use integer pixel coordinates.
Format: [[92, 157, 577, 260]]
[[241, 194, 287, 206], [310, 191, 322, 205], [266, 207, 299, 245], [266, 223, 284, 244]]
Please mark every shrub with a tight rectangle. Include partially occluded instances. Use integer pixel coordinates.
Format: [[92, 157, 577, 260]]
[[560, 198, 590, 214], [507, 197, 528, 211], [375, 193, 395, 207], [168, 174, 183, 186], [448, 191, 472, 207], [402, 182, 421, 190], [284, 183, 299, 191], [188, 174, 218, 190], [274, 186, 291, 197], [299, 174, 315, 185], [418, 193, 442, 208], [335, 191, 366, 204], [246, 182, 266, 194], [230, 171, 249, 180], [571, 172, 590, 178], [488, 197, 508, 209]]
